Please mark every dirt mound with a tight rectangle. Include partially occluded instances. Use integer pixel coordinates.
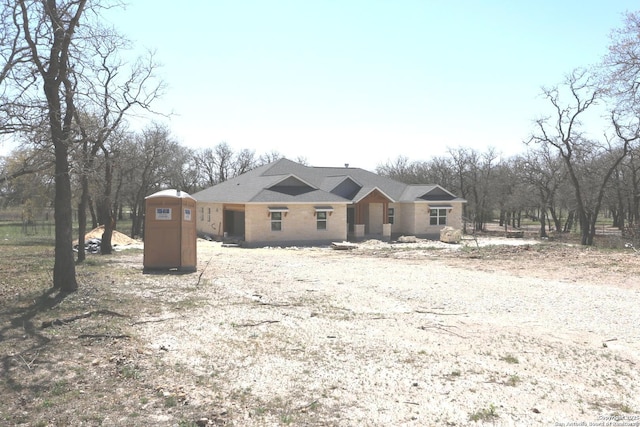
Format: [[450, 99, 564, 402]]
[[80, 225, 138, 245]]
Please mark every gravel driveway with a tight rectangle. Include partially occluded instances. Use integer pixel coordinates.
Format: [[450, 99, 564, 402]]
[[131, 239, 640, 426]]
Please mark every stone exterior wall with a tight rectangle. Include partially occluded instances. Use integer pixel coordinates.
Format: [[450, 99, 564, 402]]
[[195, 202, 224, 239], [382, 202, 465, 238], [410, 202, 464, 237], [194, 200, 464, 244], [393, 202, 414, 235], [245, 204, 347, 247]]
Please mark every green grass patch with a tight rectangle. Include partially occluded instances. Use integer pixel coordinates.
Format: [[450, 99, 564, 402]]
[[469, 404, 499, 422], [500, 354, 520, 364]]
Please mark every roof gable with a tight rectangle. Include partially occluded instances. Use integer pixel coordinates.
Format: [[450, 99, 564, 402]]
[[328, 176, 362, 199], [355, 187, 395, 203], [261, 158, 309, 176], [418, 186, 456, 201], [268, 175, 316, 196]]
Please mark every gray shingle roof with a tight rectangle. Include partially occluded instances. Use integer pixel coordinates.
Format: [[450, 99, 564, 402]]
[[192, 158, 464, 204]]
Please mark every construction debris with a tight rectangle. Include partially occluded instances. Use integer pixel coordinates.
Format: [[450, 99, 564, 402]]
[[73, 225, 140, 253], [331, 241, 358, 250]]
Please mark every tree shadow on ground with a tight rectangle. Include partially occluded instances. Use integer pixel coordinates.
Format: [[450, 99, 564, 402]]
[[0, 287, 71, 388]]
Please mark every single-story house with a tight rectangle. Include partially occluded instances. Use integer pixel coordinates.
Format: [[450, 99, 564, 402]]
[[192, 158, 466, 247]]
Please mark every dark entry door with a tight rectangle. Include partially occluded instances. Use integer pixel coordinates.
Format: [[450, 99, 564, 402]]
[[224, 210, 245, 236], [347, 207, 355, 233]]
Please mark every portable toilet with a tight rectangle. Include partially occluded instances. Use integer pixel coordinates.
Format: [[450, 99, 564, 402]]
[[143, 189, 197, 271]]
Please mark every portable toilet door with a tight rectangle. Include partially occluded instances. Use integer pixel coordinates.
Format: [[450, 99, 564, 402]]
[[143, 189, 197, 271]]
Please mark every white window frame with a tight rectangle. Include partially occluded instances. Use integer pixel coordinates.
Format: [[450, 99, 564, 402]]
[[316, 211, 327, 230], [430, 207, 447, 225], [271, 211, 283, 231], [268, 207, 289, 232], [314, 207, 333, 231]]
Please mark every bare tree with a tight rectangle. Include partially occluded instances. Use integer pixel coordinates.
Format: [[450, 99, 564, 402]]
[[375, 156, 417, 183], [118, 123, 184, 238], [73, 24, 163, 255], [15, 0, 90, 291], [0, 145, 54, 209], [494, 158, 529, 230], [620, 148, 640, 224], [193, 143, 234, 187], [603, 11, 640, 114], [517, 146, 567, 236], [447, 147, 501, 232], [193, 143, 261, 189], [529, 69, 637, 245], [603, 10, 640, 233], [234, 148, 258, 176], [0, 1, 35, 135], [0, 145, 53, 188], [257, 150, 283, 166]]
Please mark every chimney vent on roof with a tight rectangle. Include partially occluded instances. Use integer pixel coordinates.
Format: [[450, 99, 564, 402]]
[[345, 163, 349, 168]]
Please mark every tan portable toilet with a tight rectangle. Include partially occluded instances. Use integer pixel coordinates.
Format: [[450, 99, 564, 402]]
[[144, 189, 197, 271]]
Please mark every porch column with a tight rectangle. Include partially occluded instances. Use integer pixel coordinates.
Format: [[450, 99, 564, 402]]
[[354, 203, 366, 239], [382, 201, 390, 240], [356, 203, 365, 224], [382, 202, 388, 224], [382, 223, 391, 240]]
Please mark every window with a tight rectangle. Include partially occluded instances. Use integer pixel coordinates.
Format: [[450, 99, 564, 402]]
[[316, 211, 327, 230], [200, 207, 204, 221], [268, 207, 288, 231], [271, 211, 282, 231], [207, 207, 211, 222], [430, 208, 447, 225], [388, 207, 395, 225], [314, 207, 333, 230]]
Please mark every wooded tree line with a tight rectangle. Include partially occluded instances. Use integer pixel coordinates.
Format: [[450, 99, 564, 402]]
[[376, 141, 640, 242], [0, 2, 639, 292], [1, 135, 291, 236], [379, 13, 640, 246]]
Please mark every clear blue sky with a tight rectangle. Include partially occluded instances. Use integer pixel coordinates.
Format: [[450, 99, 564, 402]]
[[104, 1, 636, 170]]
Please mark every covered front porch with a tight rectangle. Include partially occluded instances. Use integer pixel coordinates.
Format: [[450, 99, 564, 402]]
[[347, 189, 393, 241]]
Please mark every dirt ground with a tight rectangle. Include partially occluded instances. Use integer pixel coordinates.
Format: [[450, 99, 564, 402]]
[[2, 235, 640, 426]]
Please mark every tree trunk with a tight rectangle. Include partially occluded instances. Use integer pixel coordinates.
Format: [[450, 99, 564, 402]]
[[76, 149, 93, 263], [52, 143, 78, 292], [100, 157, 114, 254], [579, 210, 594, 245], [77, 187, 87, 263], [131, 202, 145, 238], [130, 207, 138, 237], [563, 210, 575, 233], [549, 206, 562, 232], [88, 196, 98, 229], [539, 207, 548, 238]]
